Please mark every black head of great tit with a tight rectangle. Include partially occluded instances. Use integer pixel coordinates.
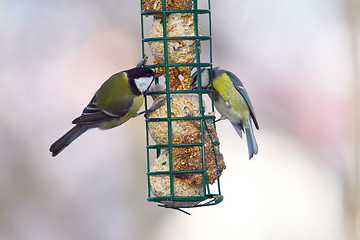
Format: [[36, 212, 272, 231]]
[[50, 66, 161, 157], [191, 67, 259, 159]]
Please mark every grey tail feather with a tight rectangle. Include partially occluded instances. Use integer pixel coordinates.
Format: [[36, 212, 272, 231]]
[[231, 122, 243, 138], [50, 125, 91, 157], [245, 122, 258, 159]]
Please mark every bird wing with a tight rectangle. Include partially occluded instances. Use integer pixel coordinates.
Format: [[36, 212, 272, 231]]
[[226, 70, 259, 130], [72, 73, 136, 125], [72, 94, 132, 125]]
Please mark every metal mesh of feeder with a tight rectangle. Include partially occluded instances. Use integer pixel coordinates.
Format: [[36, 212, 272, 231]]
[[140, 0, 225, 212]]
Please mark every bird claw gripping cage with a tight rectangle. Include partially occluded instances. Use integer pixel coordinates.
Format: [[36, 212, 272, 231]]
[[140, 0, 225, 213]]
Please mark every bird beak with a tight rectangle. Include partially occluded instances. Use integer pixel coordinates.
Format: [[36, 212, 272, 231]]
[[136, 56, 148, 68]]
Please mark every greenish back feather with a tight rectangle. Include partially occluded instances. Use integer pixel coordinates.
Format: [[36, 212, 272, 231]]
[[96, 72, 134, 116]]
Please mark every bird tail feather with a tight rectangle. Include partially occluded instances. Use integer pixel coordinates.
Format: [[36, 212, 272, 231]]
[[231, 122, 243, 138], [245, 121, 258, 159], [50, 125, 91, 157]]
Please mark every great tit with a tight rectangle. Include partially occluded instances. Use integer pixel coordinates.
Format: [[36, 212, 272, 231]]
[[191, 67, 259, 159], [50, 66, 160, 157]]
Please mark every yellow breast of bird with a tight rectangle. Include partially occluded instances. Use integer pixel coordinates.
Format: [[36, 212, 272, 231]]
[[212, 73, 250, 121]]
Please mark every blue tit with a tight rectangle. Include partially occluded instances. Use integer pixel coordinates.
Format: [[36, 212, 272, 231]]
[[50, 66, 160, 157], [191, 67, 259, 159]]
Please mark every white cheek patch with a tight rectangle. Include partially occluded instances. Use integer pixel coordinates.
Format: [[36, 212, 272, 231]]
[[134, 77, 153, 93]]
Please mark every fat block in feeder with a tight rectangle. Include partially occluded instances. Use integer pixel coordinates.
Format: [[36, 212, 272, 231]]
[[150, 150, 204, 207], [147, 93, 226, 207], [142, 0, 193, 11], [150, 13, 199, 64]]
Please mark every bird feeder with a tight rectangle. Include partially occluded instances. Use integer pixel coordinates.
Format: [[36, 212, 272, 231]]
[[140, 0, 225, 213]]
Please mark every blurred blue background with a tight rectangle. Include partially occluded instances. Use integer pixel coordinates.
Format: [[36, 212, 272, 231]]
[[0, 0, 358, 239]]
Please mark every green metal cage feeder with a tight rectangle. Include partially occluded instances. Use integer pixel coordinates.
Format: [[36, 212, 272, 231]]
[[140, 0, 225, 213]]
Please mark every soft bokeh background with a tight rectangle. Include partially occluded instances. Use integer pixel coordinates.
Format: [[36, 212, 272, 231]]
[[0, 0, 359, 239]]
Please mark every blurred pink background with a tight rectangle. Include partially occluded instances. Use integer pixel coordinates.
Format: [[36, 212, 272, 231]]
[[0, 0, 358, 239]]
